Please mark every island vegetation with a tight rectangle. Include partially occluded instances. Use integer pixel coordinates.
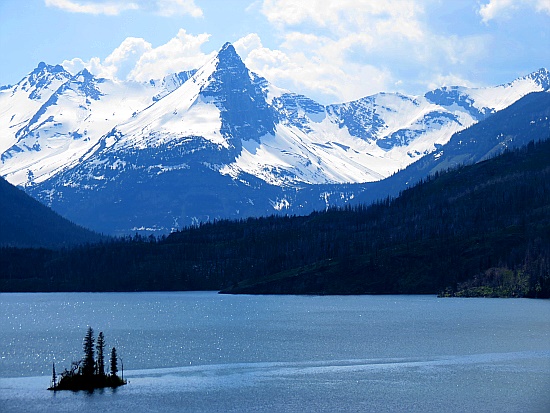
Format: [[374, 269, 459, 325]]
[[49, 327, 126, 391]]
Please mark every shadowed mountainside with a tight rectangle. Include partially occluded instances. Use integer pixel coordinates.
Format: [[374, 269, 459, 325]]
[[0, 177, 104, 248]]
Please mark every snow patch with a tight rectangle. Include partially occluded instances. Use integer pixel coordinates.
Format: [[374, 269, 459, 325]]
[[270, 197, 290, 211]]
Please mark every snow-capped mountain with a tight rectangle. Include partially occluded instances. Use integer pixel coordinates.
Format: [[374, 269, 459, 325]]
[[0, 64, 194, 185], [0, 63, 71, 156], [1, 42, 548, 233], [352, 90, 550, 208]]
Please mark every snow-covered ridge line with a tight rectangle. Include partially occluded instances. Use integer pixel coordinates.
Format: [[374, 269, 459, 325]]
[[0, 43, 548, 189]]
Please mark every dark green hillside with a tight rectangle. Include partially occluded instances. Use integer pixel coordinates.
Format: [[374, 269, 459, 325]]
[[0, 177, 104, 248], [1, 138, 549, 297], [225, 140, 550, 296]]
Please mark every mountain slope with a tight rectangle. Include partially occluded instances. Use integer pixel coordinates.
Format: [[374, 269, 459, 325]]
[[2, 138, 549, 297], [1, 43, 548, 234], [0, 177, 103, 248], [355, 91, 550, 205], [221, 138, 550, 296]]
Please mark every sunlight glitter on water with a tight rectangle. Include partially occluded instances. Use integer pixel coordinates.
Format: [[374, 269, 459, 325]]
[[1, 293, 549, 412]]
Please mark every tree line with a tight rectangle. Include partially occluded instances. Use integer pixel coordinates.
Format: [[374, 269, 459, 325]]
[[2, 139, 550, 297]]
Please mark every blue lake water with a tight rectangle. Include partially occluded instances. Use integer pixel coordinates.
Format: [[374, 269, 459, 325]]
[[1, 292, 549, 412]]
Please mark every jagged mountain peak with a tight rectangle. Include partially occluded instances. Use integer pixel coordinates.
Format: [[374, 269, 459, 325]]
[[219, 41, 236, 54], [197, 43, 276, 143], [69, 67, 105, 86], [33, 61, 67, 75], [214, 42, 246, 71], [205, 42, 248, 86], [61, 68, 104, 101], [17, 61, 71, 100], [75, 67, 94, 79], [27, 62, 69, 85], [524, 67, 550, 89]]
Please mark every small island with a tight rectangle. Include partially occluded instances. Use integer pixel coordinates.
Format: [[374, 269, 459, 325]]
[[49, 327, 126, 391]]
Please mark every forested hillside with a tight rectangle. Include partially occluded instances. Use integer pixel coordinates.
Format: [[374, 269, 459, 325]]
[[0, 177, 104, 248], [1, 139, 549, 297]]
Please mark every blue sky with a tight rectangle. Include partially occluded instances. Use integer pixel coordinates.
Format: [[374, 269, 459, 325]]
[[0, 0, 549, 104]]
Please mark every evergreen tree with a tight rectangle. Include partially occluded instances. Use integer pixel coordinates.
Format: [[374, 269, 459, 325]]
[[110, 347, 118, 376], [51, 362, 57, 389], [82, 327, 95, 377], [96, 331, 106, 376]]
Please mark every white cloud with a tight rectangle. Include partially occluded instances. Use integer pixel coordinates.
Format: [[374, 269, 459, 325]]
[[55, 0, 544, 106], [234, 33, 263, 57], [478, 0, 518, 23], [234, 33, 391, 104], [261, 0, 425, 40], [246, 0, 516, 102], [479, 0, 550, 23], [104, 37, 153, 79], [243, 0, 490, 102], [62, 29, 212, 82], [44, 0, 203, 17], [154, 0, 203, 18], [62, 38, 153, 79], [129, 29, 212, 81], [247, 1, 433, 102], [45, 0, 139, 15], [535, 0, 550, 13], [62, 56, 101, 75]]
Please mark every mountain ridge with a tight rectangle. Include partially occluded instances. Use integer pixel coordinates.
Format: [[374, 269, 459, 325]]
[[1, 43, 548, 234], [354, 90, 550, 206]]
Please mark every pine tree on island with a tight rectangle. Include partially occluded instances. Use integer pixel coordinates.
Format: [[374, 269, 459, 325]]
[[82, 326, 95, 377], [110, 347, 118, 376], [96, 331, 106, 376], [51, 362, 57, 389], [49, 327, 126, 391]]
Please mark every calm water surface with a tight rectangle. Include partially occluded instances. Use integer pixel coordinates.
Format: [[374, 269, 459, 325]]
[[1, 292, 549, 412]]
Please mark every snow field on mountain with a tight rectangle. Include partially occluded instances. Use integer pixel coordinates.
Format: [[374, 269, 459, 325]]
[[114, 56, 226, 150], [0, 45, 548, 195], [223, 120, 393, 186], [467, 77, 547, 112], [0, 70, 70, 155]]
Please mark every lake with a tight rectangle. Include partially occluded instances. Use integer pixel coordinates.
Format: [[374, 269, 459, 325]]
[[1, 292, 549, 412]]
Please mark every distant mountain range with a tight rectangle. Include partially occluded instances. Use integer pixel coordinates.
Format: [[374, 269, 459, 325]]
[[1, 42, 548, 234]]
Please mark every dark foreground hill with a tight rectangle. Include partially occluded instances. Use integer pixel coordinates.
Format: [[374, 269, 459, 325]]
[[1, 137, 549, 297], [0, 177, 103, 248]]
